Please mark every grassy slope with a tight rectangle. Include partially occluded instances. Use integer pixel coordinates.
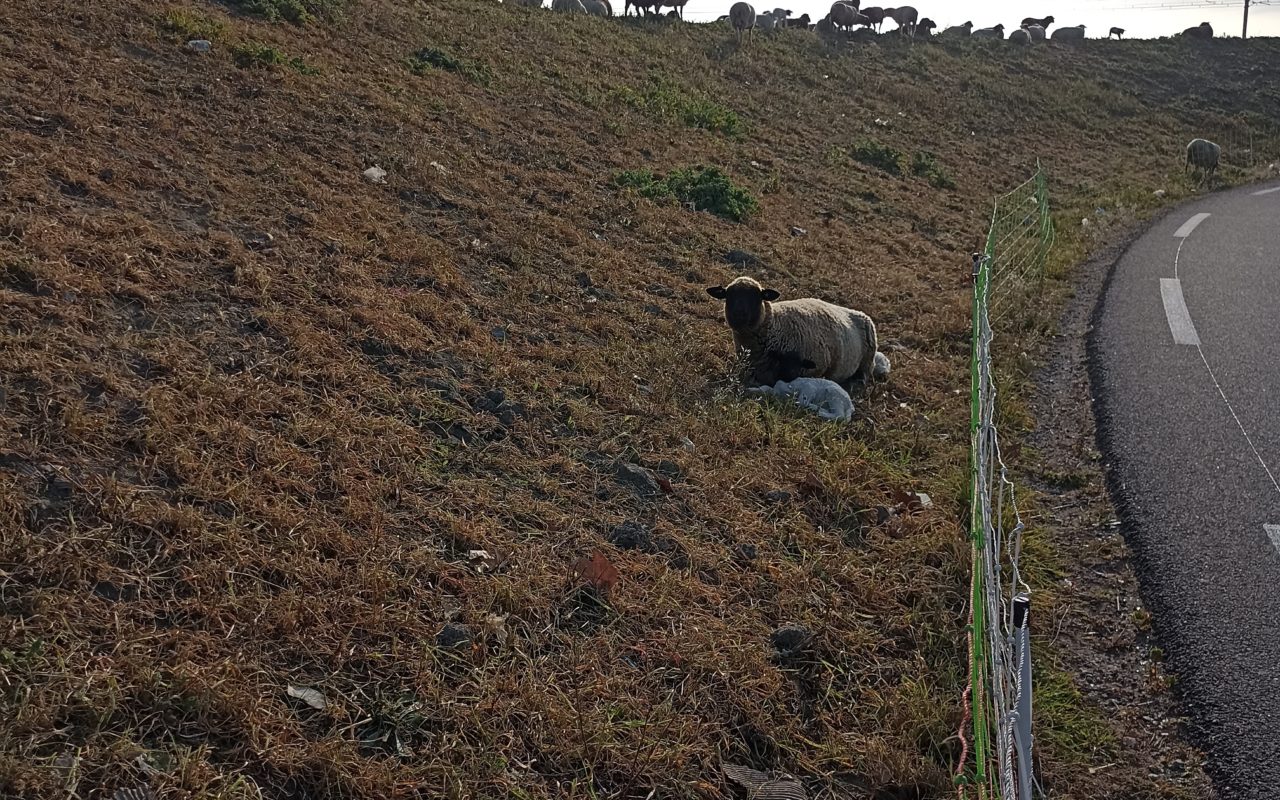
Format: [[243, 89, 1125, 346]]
[[1, 1, 1277, 797]]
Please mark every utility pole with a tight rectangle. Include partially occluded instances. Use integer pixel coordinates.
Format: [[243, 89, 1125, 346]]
[[1243, 0, 1250, 38]]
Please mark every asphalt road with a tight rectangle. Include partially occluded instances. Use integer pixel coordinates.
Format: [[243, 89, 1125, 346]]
[[1092, 180, 1280, 798]]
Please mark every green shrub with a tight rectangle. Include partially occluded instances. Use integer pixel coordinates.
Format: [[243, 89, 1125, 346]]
[[227, 0, 345, 24], [910, 150, 957, 189], [851, 139, 904, 175], [615, 166, 759, 222], [231, 42, 319, 74], [610, 79, 744, 137], [407, 47, 493, 86], [161, 8, 226, 41]]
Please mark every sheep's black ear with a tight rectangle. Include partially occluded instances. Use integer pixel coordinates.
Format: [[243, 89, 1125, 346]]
[[761, 289, 781, 301], [706, 286, 728, 299]]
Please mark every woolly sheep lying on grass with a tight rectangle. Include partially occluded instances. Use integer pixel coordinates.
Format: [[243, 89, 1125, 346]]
[[748, 377, 855, 422], [707, 276, 889, 390], [1050, 24, 1086, 40]]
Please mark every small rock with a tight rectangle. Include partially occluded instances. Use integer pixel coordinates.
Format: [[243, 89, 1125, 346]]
[[436, 622, 472, 649], [1153, 189, 1166, 198], [186, 39, 212, 54], [242, 230, 275, 250], [643, 303, 662, 316], [608, 521, 653, 551], [790, 226, 807, 237], [613, 462, 660, 497], [654, 460, 683, 479], [574, 271, 593, 288], [323, 241, 341, 256], [362, 166, 388, 184], [490, 327, 508, 342], [679, 436, 695, 451], [646, 283, 674, 297], [724, 249, 761, 267], [429, 160, 448, 174], [732, 543, 758, 563], [764, 489, 793, 505], [770, 623, 813, 655]]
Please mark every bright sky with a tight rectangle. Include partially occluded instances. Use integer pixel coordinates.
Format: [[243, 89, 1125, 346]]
[[675, 0, 1280, 39]]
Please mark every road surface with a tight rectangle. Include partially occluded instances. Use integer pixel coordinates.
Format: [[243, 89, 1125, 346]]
[[1092, 180, 1280, 798]]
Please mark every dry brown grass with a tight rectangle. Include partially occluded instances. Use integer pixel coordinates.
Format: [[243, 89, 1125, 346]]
[[1, 1, 1277, 797]]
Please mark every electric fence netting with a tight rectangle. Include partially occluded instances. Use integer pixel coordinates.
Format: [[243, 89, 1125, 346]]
[[961, 166, 1054, 800]]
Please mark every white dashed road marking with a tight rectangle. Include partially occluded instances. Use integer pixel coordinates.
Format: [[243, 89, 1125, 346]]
[[1160, 278, 1201, 346], [1174, 213, 1212, 238], [1267, 525, 1280, 554], [1252, 187, 1280, 196]]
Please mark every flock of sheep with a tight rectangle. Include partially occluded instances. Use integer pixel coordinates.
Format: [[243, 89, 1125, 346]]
[[516, 0, 1222, 44], [723, 3, 1220, 44]]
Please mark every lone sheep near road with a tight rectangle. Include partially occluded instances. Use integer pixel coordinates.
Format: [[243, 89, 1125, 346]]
[[730, 1, 757, 41], [1185, 138, 1221, 182], [706, 276, 888, 389]]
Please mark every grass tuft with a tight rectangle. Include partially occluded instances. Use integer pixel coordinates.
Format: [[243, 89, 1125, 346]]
[[226, 0, 346, 24], [911, 150, 957, 189], [407, 47, 493, 86], [616, 166, 760, 222], [161, 8, 226, 40], [610, 78, 745, 137], [851, 138, 904, 175], [231, 41, 319, 74]]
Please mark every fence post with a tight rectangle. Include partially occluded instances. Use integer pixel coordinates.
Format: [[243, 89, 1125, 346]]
[[969, 251, 990, 798], [1012, 594, 1033, 800]]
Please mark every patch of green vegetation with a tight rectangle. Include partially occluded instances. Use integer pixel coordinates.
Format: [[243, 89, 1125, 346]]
[[911, 150, 957, 190], [227, 0, 345, 24], [231, 42, 319, 74], [1040, 467, 1091, 490], [1035, 663, 1118, 765], [161, 8, 226, 41], [851, 139, 904, 176], [615, 166, 760, 223], [610, 79, 745, 138], [407, 47, 493, 86]]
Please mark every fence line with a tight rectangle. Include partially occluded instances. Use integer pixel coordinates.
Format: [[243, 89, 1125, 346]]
[[966, 165, 1053, 800]]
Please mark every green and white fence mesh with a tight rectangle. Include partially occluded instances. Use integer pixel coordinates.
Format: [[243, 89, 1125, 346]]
[[963, 166, 1054, 800]]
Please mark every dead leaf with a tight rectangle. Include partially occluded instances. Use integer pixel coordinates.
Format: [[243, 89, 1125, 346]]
[[483, 613, 509, 646], [572, 548, 619, 593], [892, 488, 931, 514], [286, 685, 327, 711], [723, 763, 809, 800], [656, 475, 673, 494]]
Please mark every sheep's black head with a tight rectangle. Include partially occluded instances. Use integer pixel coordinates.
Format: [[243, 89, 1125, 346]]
[[750, 350, 816, 386], [1043, 14, 1055, 23], [706, 276, 779, 330]]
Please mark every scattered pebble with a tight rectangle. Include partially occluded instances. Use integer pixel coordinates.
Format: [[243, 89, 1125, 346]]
[[790, 226, 807, 237], [613, 461, 660, 497], [186, 39, 212, 54], [608, 521, 653, 551], [362, 166, 387, 184], [490, 326, 508, 342], [770, 623, 813, 655], [436, 622, 472, 649]]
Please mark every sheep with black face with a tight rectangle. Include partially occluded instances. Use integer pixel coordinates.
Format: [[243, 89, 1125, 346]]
[[706, 276, 889, 389]]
